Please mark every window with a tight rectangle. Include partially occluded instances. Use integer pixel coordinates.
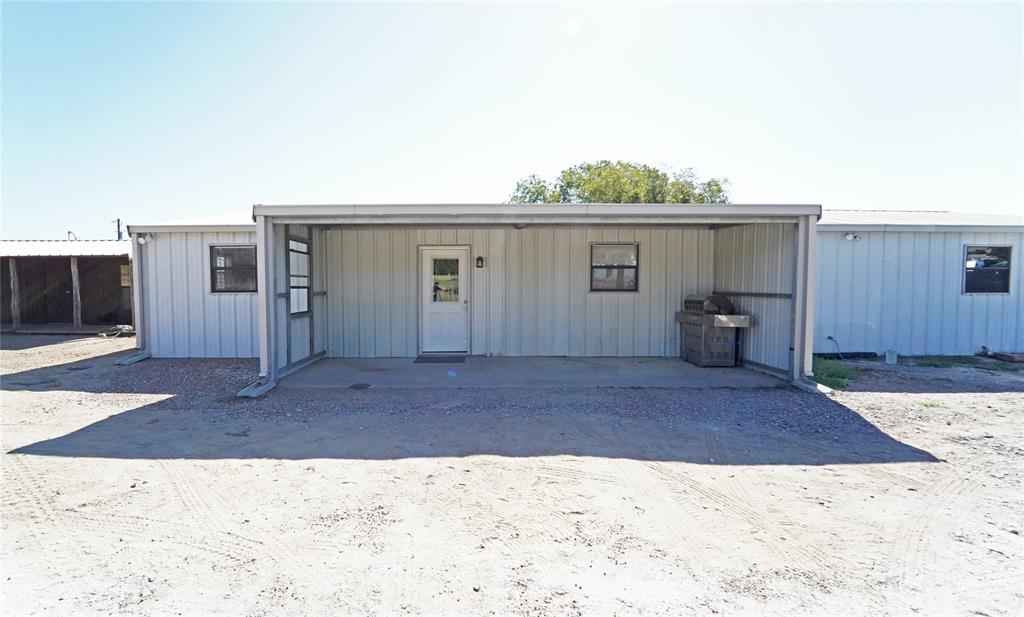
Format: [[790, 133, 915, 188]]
[[432, 258, 460, 302], [120, 264, 131, 287], [964, 245, 1011, 294], [288, 239, 310, 313], [590, 243, 639, 292], [210, 245, 257, 293]]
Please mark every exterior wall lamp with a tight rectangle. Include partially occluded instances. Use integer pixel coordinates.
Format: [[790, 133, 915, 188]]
[[476, 256, 485, 268]]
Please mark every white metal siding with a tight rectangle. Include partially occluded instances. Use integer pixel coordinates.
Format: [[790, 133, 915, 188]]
[[143, 231, 259, 358], [324, 226, 715, 357], [713, 224, 796, 373], [815, 230, 1024, 356]]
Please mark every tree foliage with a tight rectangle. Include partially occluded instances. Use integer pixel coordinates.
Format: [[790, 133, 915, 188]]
[[509, 161, 729, 204]]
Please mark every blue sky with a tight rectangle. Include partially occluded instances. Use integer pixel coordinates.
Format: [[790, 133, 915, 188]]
[[2, 2, 1020, 239]]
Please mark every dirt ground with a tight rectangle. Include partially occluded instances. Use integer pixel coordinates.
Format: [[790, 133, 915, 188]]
[[1, 336, 1022, 616]]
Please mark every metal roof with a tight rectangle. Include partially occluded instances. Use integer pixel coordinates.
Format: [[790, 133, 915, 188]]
[[0, 239, 131, 257], [127, 213, 255, 234], [819, 209, 1023, 231], [251, 203, 822, 226]]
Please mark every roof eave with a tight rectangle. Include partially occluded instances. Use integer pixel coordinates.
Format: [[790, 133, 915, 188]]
[[251, 203, 822, 222]]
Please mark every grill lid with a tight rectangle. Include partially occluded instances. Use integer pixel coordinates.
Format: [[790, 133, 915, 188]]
[[684, 294, 736, 315]]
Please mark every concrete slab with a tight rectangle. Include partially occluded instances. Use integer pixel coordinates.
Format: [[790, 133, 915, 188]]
[[279, 356, 784, 390]]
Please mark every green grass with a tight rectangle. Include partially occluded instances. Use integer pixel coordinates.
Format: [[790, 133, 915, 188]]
[[902, 355, 1023, 372], [811, 358, 859, 390]]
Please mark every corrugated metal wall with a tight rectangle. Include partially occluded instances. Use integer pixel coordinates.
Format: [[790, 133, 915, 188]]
[[143, 231, 259, 358], [713, 224, 796, 373], [815, 230, 1024, 355], [324, 226, 715, 357]]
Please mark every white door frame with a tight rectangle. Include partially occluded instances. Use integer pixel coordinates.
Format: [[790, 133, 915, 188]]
[[418, 245, 471, 354]]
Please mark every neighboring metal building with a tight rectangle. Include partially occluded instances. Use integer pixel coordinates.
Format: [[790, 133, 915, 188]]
[[815, 210, 1023, 357], [1, 240, 133, 331], [127, 205, 821, 390]]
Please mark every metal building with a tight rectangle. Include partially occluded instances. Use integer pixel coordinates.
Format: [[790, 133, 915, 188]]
[[126, 204, 820, 391], [1, 240, 133, 332], [815, 211, 1023, 357]]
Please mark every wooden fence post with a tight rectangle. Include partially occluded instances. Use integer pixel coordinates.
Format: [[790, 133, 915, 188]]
[[70, 256, 82, 330], [9, 258, 21, 331]]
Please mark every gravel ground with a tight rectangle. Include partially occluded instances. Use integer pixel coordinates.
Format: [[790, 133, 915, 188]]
[[1, 335, 1022, 616]]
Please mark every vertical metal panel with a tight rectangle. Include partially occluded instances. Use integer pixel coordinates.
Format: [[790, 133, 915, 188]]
[[487, 228, 505, 355], [322, 226, 716, 358], [143, 231, 259, 358], [814, 230, 1024, 356], [713, 223, 796, 373]]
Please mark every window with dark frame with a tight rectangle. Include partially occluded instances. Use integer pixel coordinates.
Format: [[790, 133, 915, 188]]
[[590, 243, 639, 292], [288, 239, 310, 314], [964, 245, 1012, 294], [210, 245, 257, 293]]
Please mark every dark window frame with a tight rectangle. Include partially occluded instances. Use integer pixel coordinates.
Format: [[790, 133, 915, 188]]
[[288, 238, 311, 315], [589, 243, 640, 293], [209, 244, 257, 294], [963, 244, 1012, 295]]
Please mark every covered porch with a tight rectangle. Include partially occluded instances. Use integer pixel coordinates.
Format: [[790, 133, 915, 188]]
[[243, 204, 818, 395]]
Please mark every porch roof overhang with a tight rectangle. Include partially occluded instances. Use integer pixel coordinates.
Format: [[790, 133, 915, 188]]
[[251, 203, 822, 226]]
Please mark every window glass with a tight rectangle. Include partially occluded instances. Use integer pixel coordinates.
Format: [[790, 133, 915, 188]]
[[213, 246, 256, 268], [432, 258, 459, 302], [592, 244, 638, 266], [290, 288, 309, 313], [120, 264, 131, 287], [290, 250, 309, 276], [288, 239, 311, 313], [964, 245, 1011, 294], [590, 244, 639, 292], [216, 269, 257, 291], [210, 245, 257, 293], [591, 267, 638, 291]]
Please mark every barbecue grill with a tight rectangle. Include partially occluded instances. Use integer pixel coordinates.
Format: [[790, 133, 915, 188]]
[[675, 294, 751, 367]]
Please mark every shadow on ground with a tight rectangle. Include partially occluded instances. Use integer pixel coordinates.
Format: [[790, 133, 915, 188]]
[[9, 388, 939, 466], [0, 334, 98, 352], [4, 334, 940, 466]]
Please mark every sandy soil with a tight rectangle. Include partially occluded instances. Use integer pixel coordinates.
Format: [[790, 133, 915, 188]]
[[1, 336, 1022, 616]]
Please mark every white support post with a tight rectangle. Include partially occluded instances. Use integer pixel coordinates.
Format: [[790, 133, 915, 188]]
[[802, 214, 817, 377], [791, 217, 808, 382], [256, 214, 277, 380], [70, 256, 82, 330], [130, 237, 145, 349]]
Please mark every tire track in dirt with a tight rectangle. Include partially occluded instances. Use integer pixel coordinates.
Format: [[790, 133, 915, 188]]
[[640, 461, 830, 569], [157, 460, 326, 616], [889, 465, 983, 591], [157, 460, 308, 573]]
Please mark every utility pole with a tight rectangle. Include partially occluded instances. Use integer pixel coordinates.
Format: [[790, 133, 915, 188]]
[[112, 218, 123, 240]]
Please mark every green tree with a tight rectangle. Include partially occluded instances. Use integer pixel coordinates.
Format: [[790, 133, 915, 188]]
[[509, 161, 729, 204]]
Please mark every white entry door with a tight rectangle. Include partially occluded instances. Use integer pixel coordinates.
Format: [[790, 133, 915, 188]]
[[421, 247, 469, 352]]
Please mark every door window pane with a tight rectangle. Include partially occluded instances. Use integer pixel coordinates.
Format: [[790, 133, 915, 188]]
[[432, 258, 459, 302]]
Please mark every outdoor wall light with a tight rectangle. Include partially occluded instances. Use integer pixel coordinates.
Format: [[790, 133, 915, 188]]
[[476, 256, 485, 268], [844, 232, 861, 242]]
